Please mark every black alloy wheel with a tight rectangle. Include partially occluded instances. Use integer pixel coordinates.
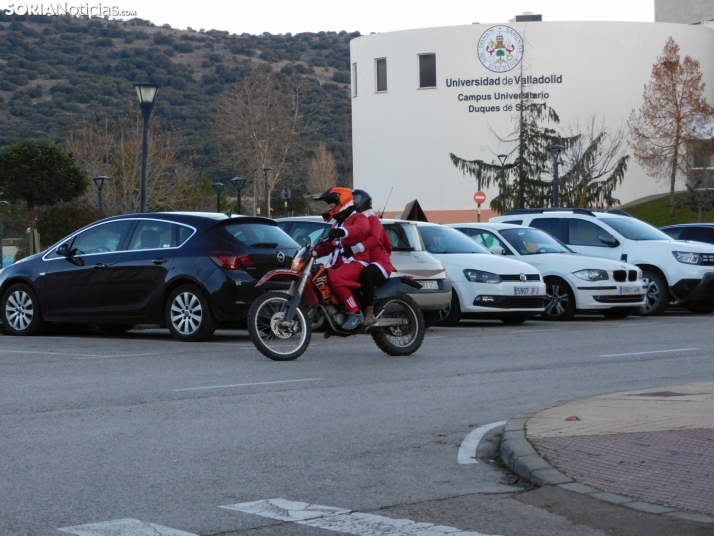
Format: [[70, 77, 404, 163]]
[[542, 277, 576, 321], [434, 290, 461, 327]]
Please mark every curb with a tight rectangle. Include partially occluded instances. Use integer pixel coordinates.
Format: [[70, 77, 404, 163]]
[[499, 416, 714, 524]]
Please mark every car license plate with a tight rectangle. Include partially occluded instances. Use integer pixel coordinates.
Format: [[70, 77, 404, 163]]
[[417, 280, 438, 290], [514, 286, 540, 295], [619, 285, 641, 295]]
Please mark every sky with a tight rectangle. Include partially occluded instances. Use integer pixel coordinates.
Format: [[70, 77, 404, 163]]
[[98, 0, 655, 35]]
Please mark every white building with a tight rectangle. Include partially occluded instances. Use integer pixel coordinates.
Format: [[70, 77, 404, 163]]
[[350, 21, 714, 222]]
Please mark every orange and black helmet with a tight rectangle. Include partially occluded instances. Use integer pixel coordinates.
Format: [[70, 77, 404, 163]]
[[313, 187, 355, 222]]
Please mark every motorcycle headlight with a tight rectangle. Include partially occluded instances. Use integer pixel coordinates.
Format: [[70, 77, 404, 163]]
[[672, 251, 701, 265], [573, 269, 609, 281], [463, 269, 501, 284]]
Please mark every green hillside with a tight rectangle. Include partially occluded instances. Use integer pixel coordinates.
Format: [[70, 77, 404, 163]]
[[0, 13, 356, 183], [624, 194, 714, 227]]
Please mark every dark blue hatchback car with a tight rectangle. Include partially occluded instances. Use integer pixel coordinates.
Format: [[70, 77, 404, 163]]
[[0, 212, 299, 341]]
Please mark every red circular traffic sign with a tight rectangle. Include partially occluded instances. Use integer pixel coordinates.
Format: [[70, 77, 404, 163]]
[[474, 191, 487, 204]]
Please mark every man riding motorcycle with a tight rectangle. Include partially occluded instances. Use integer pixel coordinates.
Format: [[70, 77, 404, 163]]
[[313, 187, 370, 330], [343, 189, 395, 325]]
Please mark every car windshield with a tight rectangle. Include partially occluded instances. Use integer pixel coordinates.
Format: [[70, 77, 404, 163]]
[[419, 225, 488, 254], [499, 228, 571, 255], [600, 218, 671, 241], [222, 222, 299, 248]]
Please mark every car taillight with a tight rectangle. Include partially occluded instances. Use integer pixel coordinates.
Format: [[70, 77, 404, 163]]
[[209, 252, 256, 270]]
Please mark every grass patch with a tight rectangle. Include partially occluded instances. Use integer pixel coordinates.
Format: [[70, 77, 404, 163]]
[[624, 193, 714, 227]]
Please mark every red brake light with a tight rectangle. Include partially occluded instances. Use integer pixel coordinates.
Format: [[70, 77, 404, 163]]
[[209, 252, 256, 270]]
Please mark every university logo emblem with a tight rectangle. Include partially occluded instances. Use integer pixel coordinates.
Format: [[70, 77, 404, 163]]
[[477, 25, 524, 73]]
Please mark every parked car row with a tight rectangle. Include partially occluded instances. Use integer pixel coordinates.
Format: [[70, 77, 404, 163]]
[[1, 208, 712, 343]]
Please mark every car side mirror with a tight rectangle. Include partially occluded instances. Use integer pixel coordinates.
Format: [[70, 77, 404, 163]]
[[489, 245, 506, 255], [56, 243, 70, 257], [599, 234, 619, 248]]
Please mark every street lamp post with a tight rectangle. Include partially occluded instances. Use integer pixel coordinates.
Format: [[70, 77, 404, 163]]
[[0, 201, 8, 268], [550, 145, 565, 208], [473, 159, 484, 222], [134, 83, 160, 213], [212, 182, 225, 213], [262, 167, 273, 219], [93, 175, 111, 213], [230, 177, 248, 215]]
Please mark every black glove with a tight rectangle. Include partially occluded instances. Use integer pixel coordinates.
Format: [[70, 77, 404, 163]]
[[328, 227, 346, 239], [342, 245, 354, 258]]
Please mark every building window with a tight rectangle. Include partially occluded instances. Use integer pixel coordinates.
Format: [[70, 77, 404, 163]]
[[419, 54, 436, 88], [352, 63, 357, 97], [376, 58, 387, 92]]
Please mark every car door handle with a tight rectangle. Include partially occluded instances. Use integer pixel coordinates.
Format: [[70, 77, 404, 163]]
[[152, 258, 168, 265], [93, 263, 107, 270]]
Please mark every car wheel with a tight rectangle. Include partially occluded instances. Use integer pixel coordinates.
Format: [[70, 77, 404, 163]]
[[434, 290, 461, 327], [500, 316, 530, 325], [686, 300, 714, 314], [542, 277, 576, 321], [640, 270, 669, 316], [603, 307, 634, 319], [165, 285, 216, 342], [1, 283, 46, 336]]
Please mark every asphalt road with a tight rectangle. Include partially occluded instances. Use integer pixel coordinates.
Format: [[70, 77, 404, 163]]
[[1, 313, 713, 536]]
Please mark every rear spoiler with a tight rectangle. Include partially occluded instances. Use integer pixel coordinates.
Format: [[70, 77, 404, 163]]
[[205, 215, 277, 231]]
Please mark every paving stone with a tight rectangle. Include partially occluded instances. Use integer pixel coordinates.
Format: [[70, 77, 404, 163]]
[[590, 492, 632, 505], [665, 511, 714, 523], [501, 429, 525, 441], [557, 482, 599, 494], [512, 454, 551, 478], [624, 502, 677, 514], [529, 468, 573, 486], [503, 418, 527, 433]]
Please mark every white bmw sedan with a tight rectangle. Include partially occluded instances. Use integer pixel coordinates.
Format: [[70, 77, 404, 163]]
[[450, 222, 647, 321], [411, 222, 546, 326]]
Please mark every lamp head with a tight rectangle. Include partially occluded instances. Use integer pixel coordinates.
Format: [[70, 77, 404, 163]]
[[212, 182, 225, 195], [0, 200, 8, 208], [550, 144, 565, 158], [93, 176, 111, 191], [231, 177, 247, 191], [134, 83, 160, 105]]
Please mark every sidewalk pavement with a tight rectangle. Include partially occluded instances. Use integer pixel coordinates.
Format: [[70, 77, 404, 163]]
[[500, 382, 714, 523]]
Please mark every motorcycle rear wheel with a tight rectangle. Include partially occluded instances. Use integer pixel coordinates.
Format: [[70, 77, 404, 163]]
[[371, 293, 425, 356], [248, 292, 311, 361]]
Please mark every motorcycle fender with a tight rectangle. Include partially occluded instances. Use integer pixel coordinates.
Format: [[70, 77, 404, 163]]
[[374, 277, 406, 300], [256, 269, 300, 287]]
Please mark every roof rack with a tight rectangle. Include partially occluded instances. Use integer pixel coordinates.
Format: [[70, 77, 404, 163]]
[[502, 208, 595, 216]]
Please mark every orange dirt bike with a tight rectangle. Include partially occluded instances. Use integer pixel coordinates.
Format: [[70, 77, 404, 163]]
[[247, 237, 426, 361]]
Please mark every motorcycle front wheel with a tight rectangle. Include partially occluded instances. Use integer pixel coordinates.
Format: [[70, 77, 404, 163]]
[[248, 293, 311, 361], [371, 293, 425, 356]]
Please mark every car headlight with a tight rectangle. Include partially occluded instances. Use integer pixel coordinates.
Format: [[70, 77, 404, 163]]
[[672, 251, 701, 265], [463, 269, 502, 284], [573, 269, 609, 281]]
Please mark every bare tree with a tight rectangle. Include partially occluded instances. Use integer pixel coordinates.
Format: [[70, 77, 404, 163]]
[[217, 65, 317, 216], [307, 143, 338, 194], [628, 37, 714, 215], [559, 117, 629, 208], [65, 115, 198, 215]]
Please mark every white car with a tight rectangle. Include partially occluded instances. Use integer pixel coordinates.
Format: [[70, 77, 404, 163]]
[[490, 209, 714, 315], [450, 223, 647, 320], [409, 221, 546, 325], [276, 217, 452, 322]]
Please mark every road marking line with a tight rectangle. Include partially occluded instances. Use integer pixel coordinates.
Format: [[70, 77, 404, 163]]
[[0, 350, 160, 359], [616, 323, 660, 327], [58, 518, 196, 535], [458, 420, 507, 465], [600, 347, 699, 358], [505, 329, 559, 334], [220, 498, 498, 535], [172, 378, 323, 392]]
